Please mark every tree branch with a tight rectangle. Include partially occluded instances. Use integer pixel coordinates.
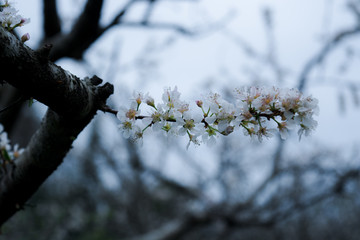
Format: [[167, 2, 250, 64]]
[[44, 0, 197, 61], [45, 0, 105, 60], [43, 0, 61, 38], [112, 21, 194, 35], [1, 109, 92, 226], [1, 27, 113, 118], [0, 26, 114, 226], [105, 0, 138, 29], [141, 0, 157, 24]]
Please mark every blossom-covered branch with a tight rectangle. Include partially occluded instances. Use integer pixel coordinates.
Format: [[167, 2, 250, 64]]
[[117, 87, 319, 148]]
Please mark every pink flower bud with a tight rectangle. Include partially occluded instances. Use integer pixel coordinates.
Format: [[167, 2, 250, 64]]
[[21, 33, 30, 42], [19, 18, 30, 26]]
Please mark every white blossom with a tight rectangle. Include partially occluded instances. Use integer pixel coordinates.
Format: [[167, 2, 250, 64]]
[[116, 86, 319, 148], [0, 123, 24, 162], [0, 1, 29, 30]]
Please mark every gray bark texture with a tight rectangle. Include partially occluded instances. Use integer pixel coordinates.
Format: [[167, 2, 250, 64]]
[[0, 26, 114, 227]]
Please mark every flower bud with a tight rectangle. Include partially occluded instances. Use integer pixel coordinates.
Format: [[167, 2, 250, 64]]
[[222, 126, 234, 136], [21, 33, 30, 42]]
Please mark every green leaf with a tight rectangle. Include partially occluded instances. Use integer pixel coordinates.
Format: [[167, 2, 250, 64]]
[[28, 97, 34, 107], [1, 149, 11, 161]]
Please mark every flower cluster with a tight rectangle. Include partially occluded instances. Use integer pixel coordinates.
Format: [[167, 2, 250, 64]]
[[117, 86, 319, 148], [0, 1, 30, 31], [0, 123, 23, 166]]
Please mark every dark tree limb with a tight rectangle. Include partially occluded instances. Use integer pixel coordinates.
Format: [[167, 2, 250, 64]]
[[1, 27, 113, 118], [45, 0, 105, 60], [43, 0, 61, 38], [45, 0, 197, 61], [0, 26, 114, 226]]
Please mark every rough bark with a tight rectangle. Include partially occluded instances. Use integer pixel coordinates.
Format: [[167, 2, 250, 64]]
[[0, 27, 112, 118], [0, 26, 114, 226]]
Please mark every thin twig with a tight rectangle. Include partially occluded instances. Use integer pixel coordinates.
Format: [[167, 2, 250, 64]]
[[100, 105, 118, 115]]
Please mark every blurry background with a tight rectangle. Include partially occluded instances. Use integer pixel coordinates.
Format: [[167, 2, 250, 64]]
[[1, 0, 360, 239]]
